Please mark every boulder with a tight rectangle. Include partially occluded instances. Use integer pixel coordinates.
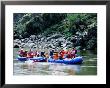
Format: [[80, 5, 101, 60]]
[[28, 43, 35, 48], [47, 34, 62, 41], [30, 35, 36, 39], [27, 40, 33, 43], [21, 39, 25, 42], [14, 44, 19, 48], [14, 39, 21, 44]]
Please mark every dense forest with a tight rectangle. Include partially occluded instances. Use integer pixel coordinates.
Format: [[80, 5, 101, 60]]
[[13, 13, 97, 50]]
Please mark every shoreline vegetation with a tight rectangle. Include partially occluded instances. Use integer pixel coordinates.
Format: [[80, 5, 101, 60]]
[[13, 13, 97, 52]]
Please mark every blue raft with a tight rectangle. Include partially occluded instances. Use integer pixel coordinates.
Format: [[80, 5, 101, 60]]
[[17, 56, 28, 61], [17, 56, 46, 62], [48, 57, 83, 64]]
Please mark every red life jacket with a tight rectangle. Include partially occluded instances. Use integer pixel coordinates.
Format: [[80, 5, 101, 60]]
[[27, 51, 34, 58]]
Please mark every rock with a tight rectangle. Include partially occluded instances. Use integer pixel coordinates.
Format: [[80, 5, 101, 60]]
[[38, 35, 42, 38], [14, 39, 21, 43], [48, 44, 52, 48], [67, 37, 71, 41], [23, 43, 29, 48], [33, 45, 38, 48], [58, 38, 65, 42], [14, 44, 19, 48], [27, 40, 33, 43], [29, 35, 36, 41], [24, 38, 29, 42], [66, 43, 73, 48], [41, 37, 44, 41], [28, 43, 35, 48], [30, 35, 36, 39], [47, 34, 62, 41], [21, 39, 25, 42], [62, 43, 66, 47], [21, 43, 25, 47], [55, 41, 62, 47]]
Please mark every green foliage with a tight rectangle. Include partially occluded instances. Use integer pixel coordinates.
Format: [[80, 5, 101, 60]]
[[14, 13, 97, 50]]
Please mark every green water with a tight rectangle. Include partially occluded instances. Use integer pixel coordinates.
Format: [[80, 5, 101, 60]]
[[13, 48, 97, 75]]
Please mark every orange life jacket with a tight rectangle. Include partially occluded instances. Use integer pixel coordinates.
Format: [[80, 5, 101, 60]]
[[53, 52, 58, 60]]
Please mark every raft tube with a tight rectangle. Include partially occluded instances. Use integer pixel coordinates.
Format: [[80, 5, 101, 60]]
[[17, 56, 46, 62], [30, 57, 46, 62], [17, 56, 28, 61], [48, 57, 83, 64]]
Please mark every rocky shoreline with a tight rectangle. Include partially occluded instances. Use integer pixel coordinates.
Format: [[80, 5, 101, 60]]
[[14, 33, 74, 50], [14, 30, 96, 51]]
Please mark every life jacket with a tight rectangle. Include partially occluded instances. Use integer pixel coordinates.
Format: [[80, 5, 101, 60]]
[[53, 52, 58, 60], [70, 50, 76, 58], [18, 50, 25, 57], [27, 51, 34, 58], [23, 51, 27, 57], [60, 50, 65, 58], [67, 51, 71, 58], [34, 51, 39, 56]]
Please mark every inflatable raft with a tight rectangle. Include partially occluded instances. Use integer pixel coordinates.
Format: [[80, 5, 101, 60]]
[[17, 56, 46, 62], [48, 57, 83, 64]]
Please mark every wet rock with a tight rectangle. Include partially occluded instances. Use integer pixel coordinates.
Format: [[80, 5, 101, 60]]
[[14, 44, 19, 48], [48, 44, 53, 48], [58, 38, 65, 42], [21, 39, 25, 42], [28, 43, 35, 48], [21, 43, 25, 47], [27, 40, 33, 43], [14, 39, 21, 43], [41, 37, 44, 41], [47, 34, 62, 41], [30, 35, 36, 39]]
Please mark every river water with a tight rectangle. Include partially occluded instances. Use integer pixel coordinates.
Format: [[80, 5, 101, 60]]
[[13, 48, 97, 75]]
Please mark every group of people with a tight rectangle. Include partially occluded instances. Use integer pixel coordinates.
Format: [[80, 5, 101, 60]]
[[18, 47, 77, 60], [49, 48, 77, 60], [18, 49, 43, 58]]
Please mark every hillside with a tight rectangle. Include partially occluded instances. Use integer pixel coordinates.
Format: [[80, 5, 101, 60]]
[[13, 13, 97, 50]]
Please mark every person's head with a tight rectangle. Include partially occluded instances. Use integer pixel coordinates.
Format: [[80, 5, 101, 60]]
[[52, 49, 54, 52], [63, 47, 67, 51], [25, 50, 28, 53], [20, 49, 24, 52]]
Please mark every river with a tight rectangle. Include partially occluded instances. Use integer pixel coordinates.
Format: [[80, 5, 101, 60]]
[[13, 48, 97, 75]]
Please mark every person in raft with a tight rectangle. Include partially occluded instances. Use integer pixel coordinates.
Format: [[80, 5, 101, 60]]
[[66, 49, 72, 59], [53, 52, 59, 60], [59, 49, 65, 59], [71, 47, 77, 58], [33, 50, 40, 57], [27, 49, 34, 58], [40, 51, 45, 57], [23, 50, 28, 57], [18, 48, 25, 57], [49, 49, 54, 58], [58, 53, 63, 60]]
